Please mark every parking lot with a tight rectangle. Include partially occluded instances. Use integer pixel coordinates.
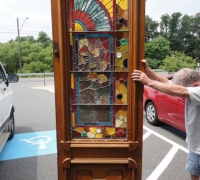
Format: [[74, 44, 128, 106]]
[[0, 77, 189, 180]]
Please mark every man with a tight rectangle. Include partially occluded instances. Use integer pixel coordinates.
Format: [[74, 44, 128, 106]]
[[132, 59, 200, 180]]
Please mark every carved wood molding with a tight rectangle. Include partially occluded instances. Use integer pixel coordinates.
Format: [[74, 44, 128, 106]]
[[61, 141, 138, 151], [62, 158, 138, 169], [62, 158, 70, 168]]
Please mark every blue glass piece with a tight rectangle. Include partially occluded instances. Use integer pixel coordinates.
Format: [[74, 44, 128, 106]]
[[96, 19, 109, 26], [93, 12, 107, 23], [86, 1, 96, 14], [81, 0, 88, 11], [96, 24, 111, 31], [110, 36, 113, 53], [74, 0, 78, 10], [110, 72, 113, 104], [77, 105, 80, 122], [76, 73, 80, 104], [88, 4, 99, 17], [92, 10, 104, 20], [79, 0, 84, 10], [85, 0, 93, 12], [110, 53, 113, 71], [97, 16, 109, 23]]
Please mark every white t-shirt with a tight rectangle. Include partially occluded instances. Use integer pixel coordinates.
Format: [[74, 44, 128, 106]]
[[185, 87, 200, 154]]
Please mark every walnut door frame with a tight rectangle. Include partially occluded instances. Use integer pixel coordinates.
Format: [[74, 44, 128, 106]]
[[51, 0, 145, 179]]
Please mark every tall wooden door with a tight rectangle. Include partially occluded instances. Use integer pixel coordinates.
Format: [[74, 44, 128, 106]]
[[51, 0, 145, 179]]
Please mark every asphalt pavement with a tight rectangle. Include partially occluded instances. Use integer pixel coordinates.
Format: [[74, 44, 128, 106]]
[[0, 77, 190, 180]]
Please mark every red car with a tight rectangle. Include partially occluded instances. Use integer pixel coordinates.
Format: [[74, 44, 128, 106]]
[[143, 74, 186, 133]]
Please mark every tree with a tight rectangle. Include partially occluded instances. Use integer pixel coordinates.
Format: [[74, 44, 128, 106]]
[[160, 52, 196, 72], [145, 15, 159, 42], [37, 31, 52, 48], [20, 36, 37, 44], [160, 12, 182, 52], [0, 42, 19, 73], [23, 61, 50, 73], [0, 32, 53, 73], [145, 36, 170, 68]]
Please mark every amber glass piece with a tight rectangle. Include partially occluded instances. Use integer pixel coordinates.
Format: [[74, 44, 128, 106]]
[[117, 0, 128, 10], [89, 127, 97, 135], [106, 127, 115, 135], [75, 127, 84, 132]]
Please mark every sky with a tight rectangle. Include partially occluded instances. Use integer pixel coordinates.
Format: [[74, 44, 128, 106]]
[[0, 0, 52, 43], [0, 0, 200, 43], [146, 0, 200, 21]]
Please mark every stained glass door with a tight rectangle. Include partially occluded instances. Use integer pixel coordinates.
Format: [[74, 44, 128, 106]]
[[51, 0, 145, 179]]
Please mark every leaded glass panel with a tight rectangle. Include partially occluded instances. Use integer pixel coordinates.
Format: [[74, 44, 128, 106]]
[[69, 0, 129, 139]]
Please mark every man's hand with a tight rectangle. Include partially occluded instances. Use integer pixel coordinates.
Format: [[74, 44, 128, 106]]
[[141, 59, 149, 72], [131, 70, 152, 85]]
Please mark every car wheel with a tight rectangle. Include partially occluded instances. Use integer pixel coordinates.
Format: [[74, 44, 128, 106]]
[[145, 102, 159, 125], [7, 111, 15, 140]]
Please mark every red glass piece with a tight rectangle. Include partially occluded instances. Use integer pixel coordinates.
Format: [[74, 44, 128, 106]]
[[81, 13, 89, 22], [89, 38, 99, 46], [99, 49, 107, 60], [116, 23, 123, 30], [118, 129, 124, 136], [119, 78, 125, 84], [104, 52, 110, 63], [79, 46, 88, 54], [83, 16, 93, 25], [88, 44, 94, 52], [72, 129, 81, 137], [78, 11, 85, 21], [75, 9, 80, 20]]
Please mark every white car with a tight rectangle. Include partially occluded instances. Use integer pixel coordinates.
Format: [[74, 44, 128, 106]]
[[0, 62, 18, 152]]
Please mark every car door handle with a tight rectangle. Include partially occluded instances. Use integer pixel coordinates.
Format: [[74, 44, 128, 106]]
[[0, 88, 6, 92]]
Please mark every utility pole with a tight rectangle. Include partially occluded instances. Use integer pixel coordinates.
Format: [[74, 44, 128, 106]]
[[17, 18, 22, 73], [17, 17, 29, 73]]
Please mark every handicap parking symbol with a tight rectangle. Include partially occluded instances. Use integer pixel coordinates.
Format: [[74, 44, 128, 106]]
[[0, 130, 57, 161], [19, 136, 52, 149]]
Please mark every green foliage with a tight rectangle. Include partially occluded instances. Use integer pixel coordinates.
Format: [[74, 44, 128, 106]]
[[160, 52, 196, 72], [145, 15, 159, 42], [37, 31, 52, 48], [0, 32, 53, 73], [145, 36, 170, 61], [145, 58, 163, 69], [23, 61, 51, 73], [159, 13, 200, 60]]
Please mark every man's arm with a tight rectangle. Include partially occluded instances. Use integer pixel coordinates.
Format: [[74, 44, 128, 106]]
[[132, 70, 190, 99], [147, 80, 189, 99], [142, 59, 170, 84]]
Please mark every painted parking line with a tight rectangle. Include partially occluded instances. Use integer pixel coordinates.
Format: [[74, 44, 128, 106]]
[[31, 86, 54, 93], [143, 126, 188, 180], [0, 130, 57, 161], [146, 146, 179, 180]]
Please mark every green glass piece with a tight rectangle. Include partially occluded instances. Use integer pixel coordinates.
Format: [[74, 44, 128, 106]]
[[81, 131, 87, 137], [120, 38, 127, 45]]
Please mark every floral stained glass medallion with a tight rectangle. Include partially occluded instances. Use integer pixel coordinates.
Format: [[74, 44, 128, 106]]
[[69, 0, 129, 139]]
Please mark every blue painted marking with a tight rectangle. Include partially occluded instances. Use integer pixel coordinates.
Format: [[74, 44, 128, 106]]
[[0, 130, 57, 161]]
